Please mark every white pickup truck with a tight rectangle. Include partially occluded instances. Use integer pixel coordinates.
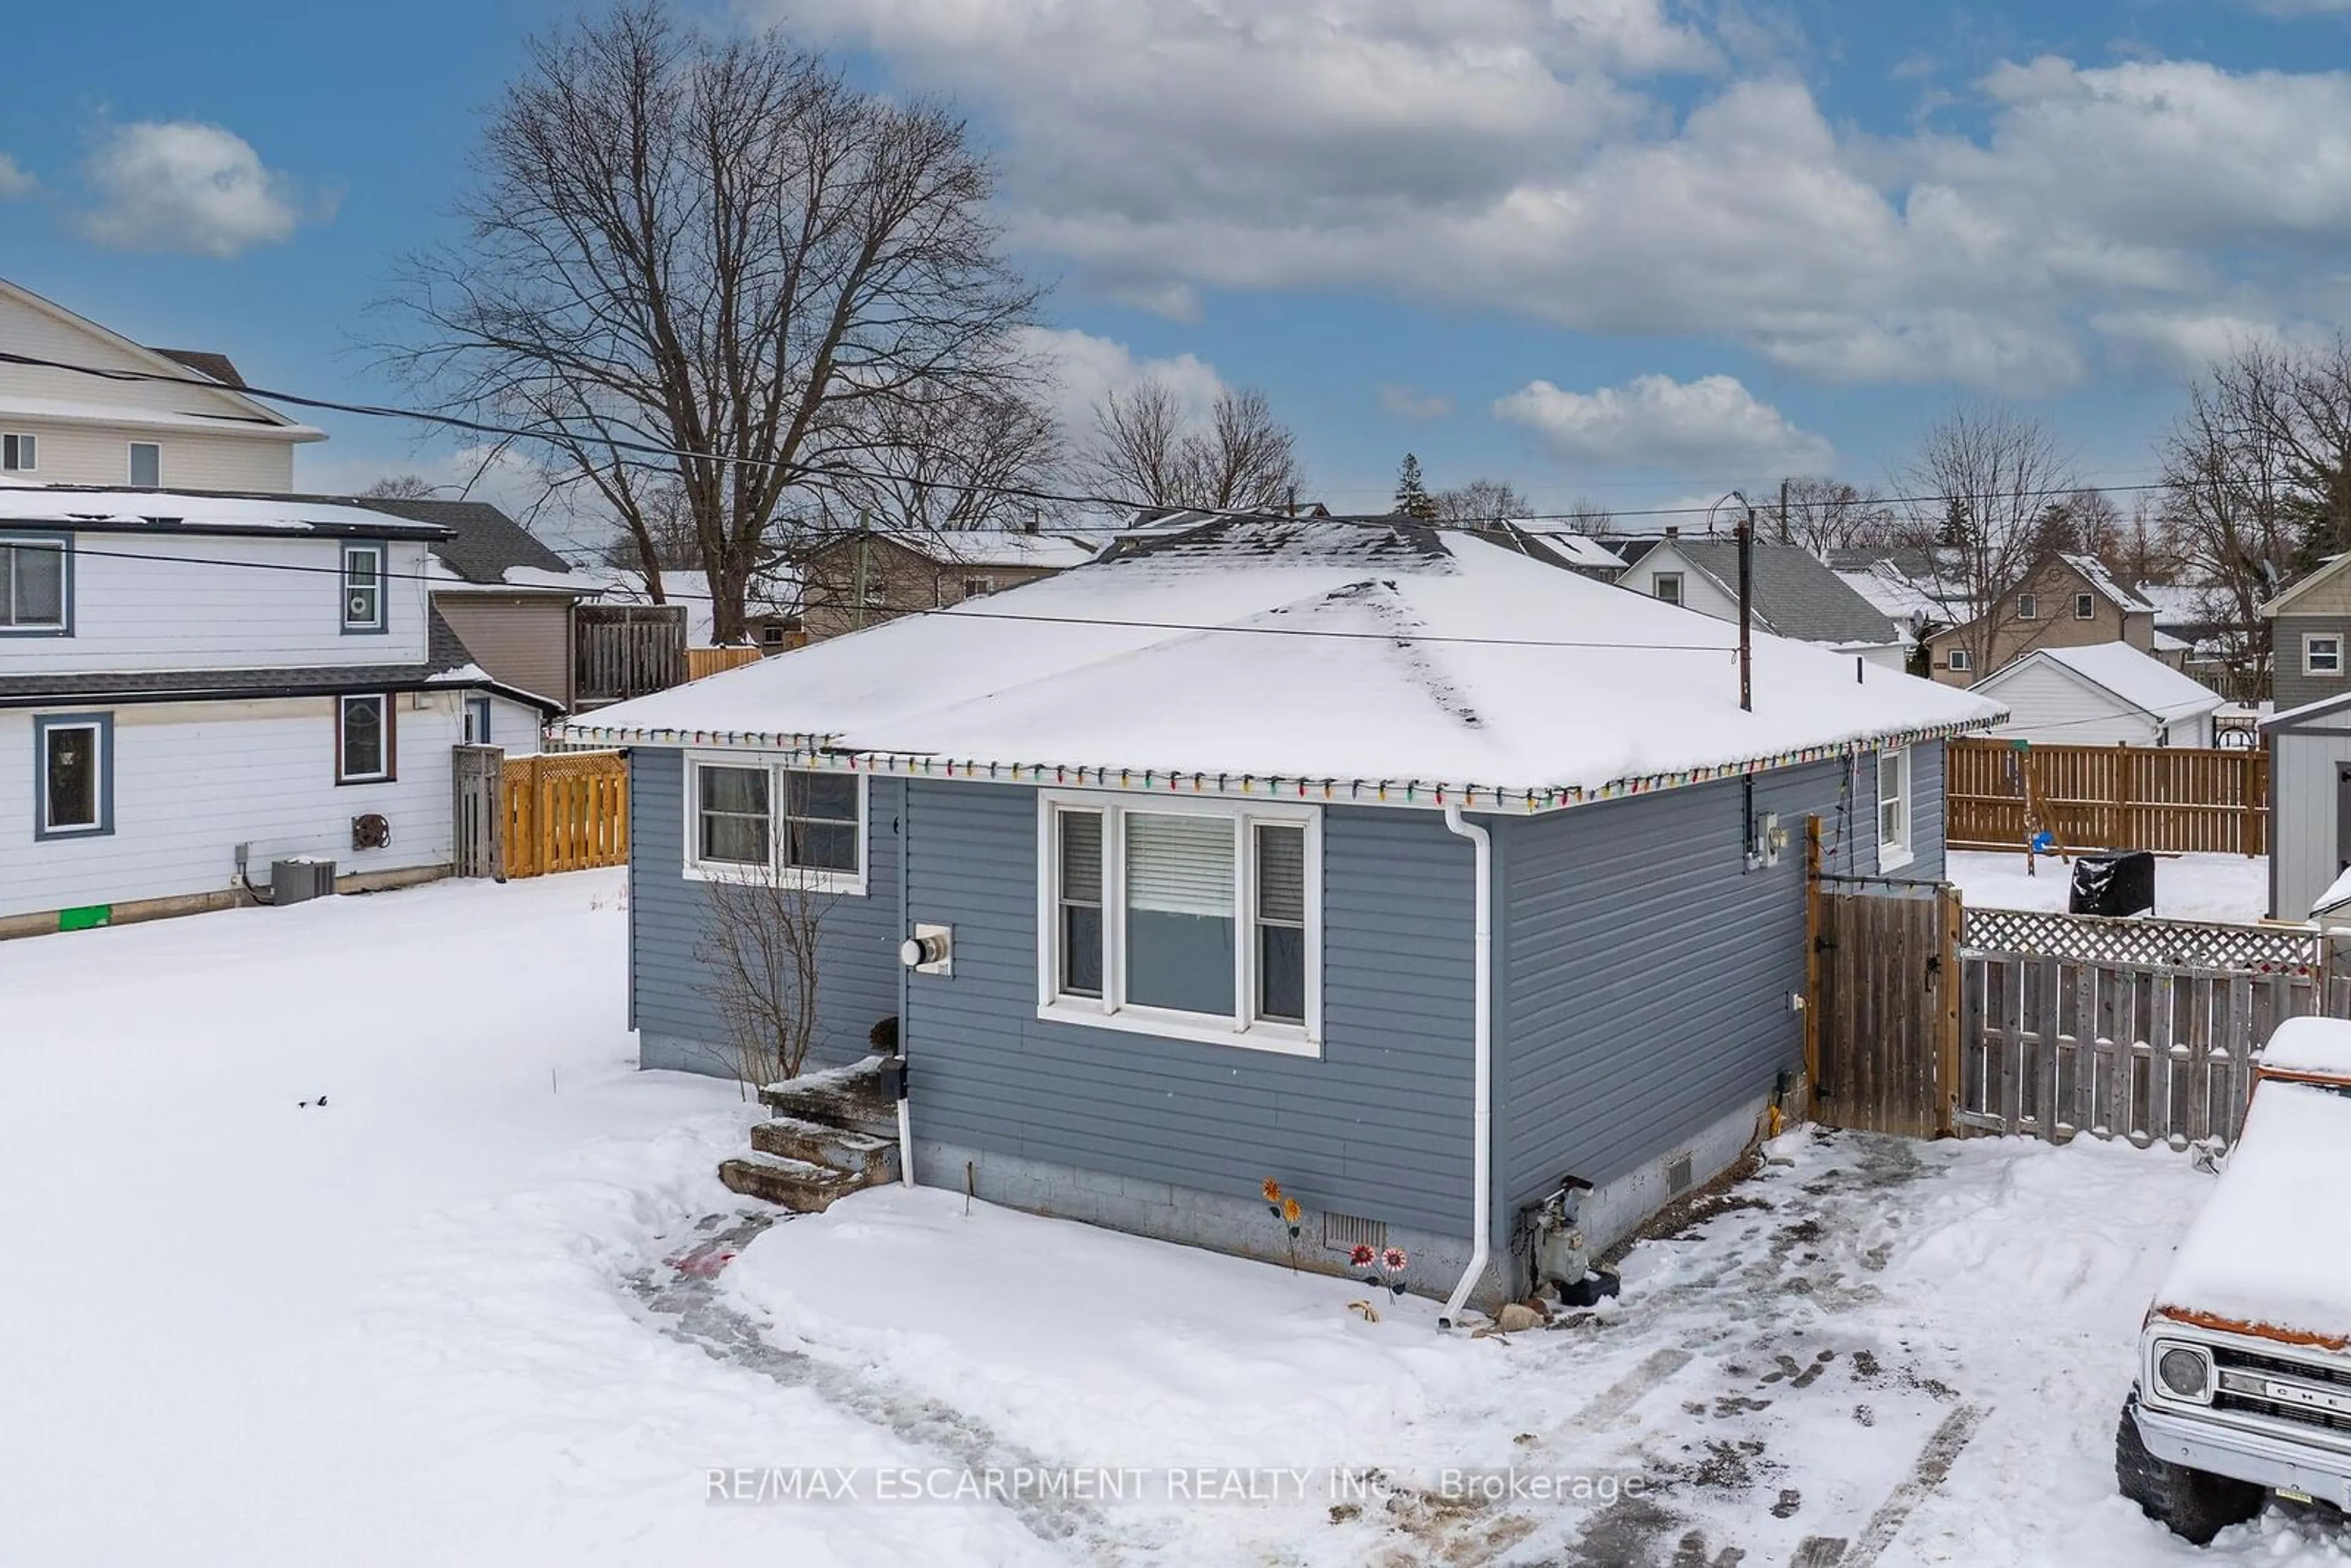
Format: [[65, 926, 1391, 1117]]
[[2120, 1016, 2351, 1544]]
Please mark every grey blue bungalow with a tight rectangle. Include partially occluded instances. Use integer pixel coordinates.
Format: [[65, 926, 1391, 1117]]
[[566, 516, 2002, 1315]]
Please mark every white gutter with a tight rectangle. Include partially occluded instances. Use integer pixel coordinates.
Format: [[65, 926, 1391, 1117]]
[[1439, 803, 1493, 1329]]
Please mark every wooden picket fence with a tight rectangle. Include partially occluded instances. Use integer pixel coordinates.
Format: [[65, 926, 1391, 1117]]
[[501, 750, 629, 877], [685, 645, 767, 681], [1946, 737, 2267, 855]]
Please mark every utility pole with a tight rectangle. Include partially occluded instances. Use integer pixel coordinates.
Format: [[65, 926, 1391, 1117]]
[[1738, 501, 1755, 713], [852, 517, 871, 632]]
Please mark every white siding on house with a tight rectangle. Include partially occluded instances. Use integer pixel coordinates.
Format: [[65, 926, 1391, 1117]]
[[1618, 545, 1740, 620], [0, 418, 295, 492], [4, 533, 433, 673], [487, 694, 545, 754], [2271, 725, 2351, 920], [0, 691, 468, 919], [1976, 659, 2158, 746]]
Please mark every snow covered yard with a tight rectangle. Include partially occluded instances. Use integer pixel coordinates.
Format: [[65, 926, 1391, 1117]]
[[4, 871, 2349, 1566], [1949, 849, 2271, 924]]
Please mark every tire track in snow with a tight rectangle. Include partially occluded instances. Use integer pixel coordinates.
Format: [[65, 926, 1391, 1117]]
[[622, 1209, 1115, 1560]]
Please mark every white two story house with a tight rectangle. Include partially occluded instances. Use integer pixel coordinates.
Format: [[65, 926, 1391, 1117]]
[[0, 277, 324, 490], [0, 486, 556, 934]]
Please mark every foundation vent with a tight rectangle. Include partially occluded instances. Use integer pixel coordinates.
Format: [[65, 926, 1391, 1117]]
[[1322, 1211, 1389, 1255], [1667, 1152, 1695, 1196]]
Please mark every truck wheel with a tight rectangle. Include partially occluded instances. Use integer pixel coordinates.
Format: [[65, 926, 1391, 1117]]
[[2115, 1397, 2265, 1545]]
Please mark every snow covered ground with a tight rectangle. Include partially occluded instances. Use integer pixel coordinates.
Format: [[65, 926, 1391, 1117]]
[[4, 871, 2348, 1566], [1949, 849, 2272, 924]]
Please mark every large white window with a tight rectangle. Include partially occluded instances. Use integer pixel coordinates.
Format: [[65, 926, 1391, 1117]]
[[342, 542, 387, 633], [683, 757, 866, 893], [1038, 792, 1321, 1055], [1652, 572, 1684, 607], [337, 695, 394, 783], [1878, 748, 1913, 871], [127, 441, 160, 488], [2308, 633, 2344, 677], [36, 714, 111, 839], [0, 538, 68, 633]]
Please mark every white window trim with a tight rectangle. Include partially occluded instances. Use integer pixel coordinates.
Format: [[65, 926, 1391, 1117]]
[[680, 754, 869, 896], [2015, 593, 2038, 620], [1878, 747, 1914, 871], [39, 719, 106, 835], [2307, 632, 2344, 678], [1946, 647, 1971, 672], [127, 441, 161, 487], [1035, 789, 1323, 1058], [2072, 591, 2096, 620], [336, 694, 394, 783], [2, 432, 36, 473], [1652, 572, 1684, 606], [341, 542, 388, 632]]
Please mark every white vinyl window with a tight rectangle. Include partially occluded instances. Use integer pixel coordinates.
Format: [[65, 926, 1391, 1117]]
[[341, 542, 386, 632], [127, 441, 160, 487], [337, 694, 393, 784], [2073, 591, 2096, 620], [1038, 792, 1321, 1055], [1946, 647, 1971, 672], [682, 757, 866, 893], [2016, 593, 2038, 620], [1652, 572, 1684, 607], [0, 539, 68, 632], [2308, 634, 2344, 677], [1878, 748, 1913, 871], [1, 433, 35, 471]]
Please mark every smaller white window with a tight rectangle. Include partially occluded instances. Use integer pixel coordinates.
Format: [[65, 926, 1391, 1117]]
[[2073, 591, 2096, 620], [1, 433, 35, 472], [342, 542, 386, 632], [0, 539, 68, 632], [1946, 647, 1971, 672], [2015, 593, 2038, 620], [1878, 749, 1913, 871], [128, 442, 160, 488], [1652, 572, 1684, 607], [961, 576, 996, 599], [463, 697, 494, 745], [337, 695, 392, 783], [683, 758, 867, 893], [2308, 634, 2344, 677]]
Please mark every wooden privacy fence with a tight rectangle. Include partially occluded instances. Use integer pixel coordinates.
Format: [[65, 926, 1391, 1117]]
[[1954, 907, 2345, 1149], [577, 604, 686, 704], [500, 750, 629, 878], [452, 745, 504, 879], [1946, 737, 2267, 855], [1809, 880, 1963, 1139], [685, 645, 767, 681]]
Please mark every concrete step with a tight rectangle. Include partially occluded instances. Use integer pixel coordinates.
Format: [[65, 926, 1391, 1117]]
[[718, 1152, 864, 1213], [757, 1057, 898, 1138], [751, 1117, 901, 1184]]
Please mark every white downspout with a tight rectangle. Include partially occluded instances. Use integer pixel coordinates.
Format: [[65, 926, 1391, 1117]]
[[1439, 803, 1493, 1329]]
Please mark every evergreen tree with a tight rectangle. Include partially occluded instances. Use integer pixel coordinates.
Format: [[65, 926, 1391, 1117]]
[[1392, 453, 1438, 520]]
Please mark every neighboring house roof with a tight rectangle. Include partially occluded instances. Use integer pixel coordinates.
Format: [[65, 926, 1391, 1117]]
[[0, 484, 450, 539], [1832, 563, 1948, 629], [1504, 523, 1627, 573], [149, 348, 246, 389], [0, 608, 561, 713], [808, 527, 1103, 572], [2259, 553, 2351, 620], [1644, 539, 1900, 647], [1976, 642, 2225, 726], [2152, 628, 2192, 655], [564, 515, 2003, 806], [323, 496, 592, 591], [2059, 553, 2155, 614], [2263, 688, 2351, 732]]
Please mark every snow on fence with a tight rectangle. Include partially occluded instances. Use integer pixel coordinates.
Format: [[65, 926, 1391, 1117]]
[[500, 750, 629, 878], [1953, 906, 2348, 1148], [1945, 738, 2267, 857]]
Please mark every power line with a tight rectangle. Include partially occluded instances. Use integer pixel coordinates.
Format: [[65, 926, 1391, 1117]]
[[0, 347, 2181, 528]]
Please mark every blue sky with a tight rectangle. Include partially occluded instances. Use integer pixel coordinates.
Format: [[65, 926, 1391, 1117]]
[[1, 0, 2347, 538]]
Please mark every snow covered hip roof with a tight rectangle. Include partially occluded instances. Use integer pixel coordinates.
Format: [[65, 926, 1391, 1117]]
[[563, 516, 2006, 809]]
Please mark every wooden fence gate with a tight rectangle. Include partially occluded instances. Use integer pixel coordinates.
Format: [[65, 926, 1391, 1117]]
[[452, 744, 504, 878], [1808, 879, 1963, 1138]]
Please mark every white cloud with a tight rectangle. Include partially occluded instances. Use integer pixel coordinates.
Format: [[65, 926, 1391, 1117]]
[[762, 1, 2351, 390], [1494, 373, 1834, 475], [76, 121, 321, 258], [1379, 383, 1453, 420], [0, 154, 34, 200], [1016, 324, 1229, 439]]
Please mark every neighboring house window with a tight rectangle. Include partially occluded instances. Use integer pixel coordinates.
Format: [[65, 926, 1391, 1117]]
[[760, 624, 786, 647], [1946, 647, 1971, 672], [341, 542, 387, 633], [2016, 593, 2038, 620], [1038, 792, 1321, 1056], [2308, 633, 2345, 677], [1878, 749, 1911, 870], [463, 697, 493, 744], [1, 433, 34, 471], [128, 442, 160, 487], [961, 577, 996, 599], [683, 759, 866, 893], [2072, 592, 2095, 620], [0, 537, 69, 634], [1652, 572, 1684, 607], [337, 695, 394, 783], [34, 713, 113, 840]]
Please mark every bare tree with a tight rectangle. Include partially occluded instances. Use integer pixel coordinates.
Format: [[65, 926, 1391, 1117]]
[[1084, 378, 1303, 512], [383, 2, 1038, 641], [815, 384, 1063, 536], [2115, 497, 2187, 588], [1768, 476, 1898, 555], [362, 474, 441, 501], [1895, 402, 2080, 675], [694, 865, 837, 1090], [2161, 343, 2304, 699], [1433, 477, 1532, 524]]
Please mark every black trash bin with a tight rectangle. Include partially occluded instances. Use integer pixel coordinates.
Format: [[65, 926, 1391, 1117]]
[[2069, 851, 2156, 917]]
